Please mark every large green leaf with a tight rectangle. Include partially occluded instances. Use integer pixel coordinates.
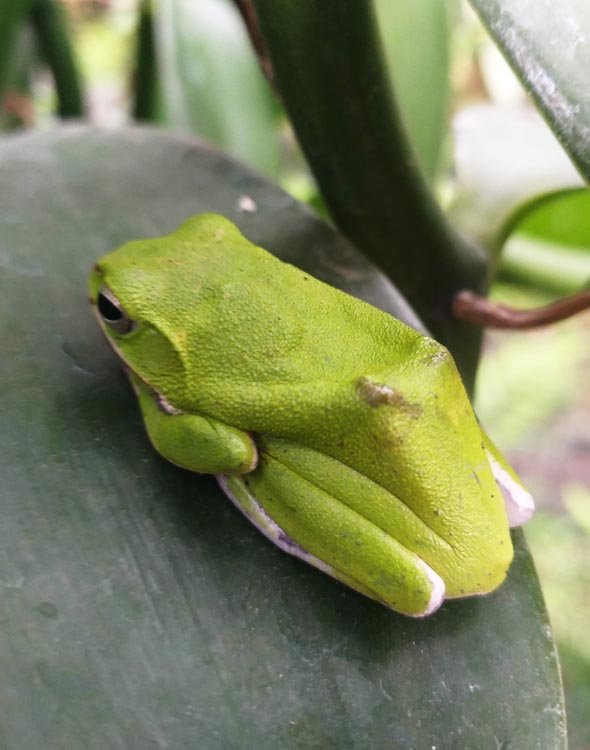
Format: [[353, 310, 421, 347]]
[[469, 0, 590, 181], [0, 127, 565, 749]]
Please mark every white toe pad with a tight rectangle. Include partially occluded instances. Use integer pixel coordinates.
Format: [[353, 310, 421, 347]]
[[486, 450, 535, 527]]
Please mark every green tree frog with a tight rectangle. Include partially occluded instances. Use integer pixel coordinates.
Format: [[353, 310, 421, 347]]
[[88, 214, 534, 617]]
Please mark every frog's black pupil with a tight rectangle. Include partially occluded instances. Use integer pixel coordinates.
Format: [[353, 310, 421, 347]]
[[98, 292, 123, 322]]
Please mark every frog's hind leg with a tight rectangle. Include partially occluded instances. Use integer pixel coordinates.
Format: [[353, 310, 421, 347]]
[[217, 473, 339, 581], [218, 450, 446, 618]]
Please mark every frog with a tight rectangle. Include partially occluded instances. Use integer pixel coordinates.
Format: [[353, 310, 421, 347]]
[[88, 213, 534, 617]]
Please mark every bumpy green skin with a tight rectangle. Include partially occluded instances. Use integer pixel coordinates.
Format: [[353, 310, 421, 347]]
[[89, 214, 529, 617]]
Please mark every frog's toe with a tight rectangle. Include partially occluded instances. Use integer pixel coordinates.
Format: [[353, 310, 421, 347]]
[[416, 559, 446, 617], [485, 449, 535, 527]]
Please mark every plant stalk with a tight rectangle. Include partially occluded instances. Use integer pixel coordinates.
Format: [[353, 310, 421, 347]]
[[250, 0, 488, 388]]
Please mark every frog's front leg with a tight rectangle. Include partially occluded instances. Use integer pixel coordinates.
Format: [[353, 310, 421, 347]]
[[133, 375, 257, 474]]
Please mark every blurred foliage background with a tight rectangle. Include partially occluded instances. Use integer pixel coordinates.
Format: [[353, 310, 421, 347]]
[[2, 1, 589, 746]]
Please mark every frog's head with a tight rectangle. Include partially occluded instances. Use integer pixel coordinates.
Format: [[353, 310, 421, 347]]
[[88, 232, 191, 407], [88, 215, 247, 408]]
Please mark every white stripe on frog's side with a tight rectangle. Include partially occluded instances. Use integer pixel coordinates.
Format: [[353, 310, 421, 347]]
[[216, 474, 337, 578], [486, 450, 535, 527]]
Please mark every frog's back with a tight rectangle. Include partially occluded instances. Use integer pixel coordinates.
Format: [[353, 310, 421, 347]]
[[98, 213, 436, 387], [170, 214, 428, 385]]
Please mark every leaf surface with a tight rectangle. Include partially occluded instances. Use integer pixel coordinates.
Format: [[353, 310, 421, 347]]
[[0, 127, 566, 750]]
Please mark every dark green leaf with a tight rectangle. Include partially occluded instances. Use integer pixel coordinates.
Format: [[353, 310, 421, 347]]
[[0, 127, 565, 749]]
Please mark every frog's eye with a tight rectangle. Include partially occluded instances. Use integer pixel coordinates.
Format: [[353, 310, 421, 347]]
[[97, 287, 136, 335]]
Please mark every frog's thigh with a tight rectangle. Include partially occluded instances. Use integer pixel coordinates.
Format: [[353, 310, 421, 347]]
[[137, 388, 257, 474], [221, 456, 445, 617]]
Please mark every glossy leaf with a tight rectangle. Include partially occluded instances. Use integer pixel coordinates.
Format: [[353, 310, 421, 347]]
[[469, 0, 590, 181], [0, 127, 565, 749]]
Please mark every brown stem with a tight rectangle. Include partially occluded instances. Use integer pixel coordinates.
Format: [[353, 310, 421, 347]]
[[453, 289, 590, 330], [232, 0, 277, 93]]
